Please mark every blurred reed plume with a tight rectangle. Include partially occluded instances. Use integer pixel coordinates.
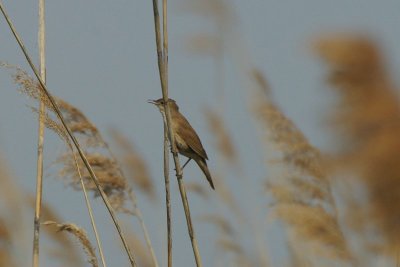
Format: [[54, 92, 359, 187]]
[[315, 35, 400, 256], [110, 129, 155, 200], [0, 217, 16, 267], [43, 221, 98, 267], [204, 108, 239, 166], [185, 182, 209, 200], [126, 230, 153, 267], [253, 69, 351, 262]]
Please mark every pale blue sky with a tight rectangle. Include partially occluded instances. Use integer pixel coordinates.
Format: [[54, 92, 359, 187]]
[[0, 0, 399, 266]]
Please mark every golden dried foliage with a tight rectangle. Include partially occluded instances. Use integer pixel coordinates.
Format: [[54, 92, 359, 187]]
[[315, 35, 400, 253], [110, 129, 155, 199], [43, 221, 98, 267], [204, 108, 238, 166], [59, 153, 129, 211], [5, 67, 141, 214], [253, 70, 350, 260]]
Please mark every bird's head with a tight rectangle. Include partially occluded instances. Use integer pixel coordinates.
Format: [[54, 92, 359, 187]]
[[148, 98, 179, 113]]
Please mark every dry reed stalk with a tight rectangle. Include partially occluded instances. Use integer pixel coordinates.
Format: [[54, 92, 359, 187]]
[[110, 129, 155, 199], [0, 5, 136, 264], [32, 1, 46, 266], [253, 70, 351, 261], [43, 221, 98, 267], [163, 125, 172, 267], [152, 0, 202, 265], [315, 35, 400, 256]]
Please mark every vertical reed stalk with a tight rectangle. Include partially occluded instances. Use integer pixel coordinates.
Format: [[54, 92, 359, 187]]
[[32, 1, 45, 266], [152, 0, 203, 265], [0, 4, 137, 266], [162, 1, 172, 266], [164, 126, 172, 267]]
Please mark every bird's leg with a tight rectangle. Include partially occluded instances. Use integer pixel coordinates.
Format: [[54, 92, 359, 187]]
[[181, 158, 192, 171]]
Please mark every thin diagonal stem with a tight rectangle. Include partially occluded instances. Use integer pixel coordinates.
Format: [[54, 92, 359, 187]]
[[0, 4, 136, 266], [151, 0, 203, 266], [32, 1, 46, 266], [72, 151, 107, 267]]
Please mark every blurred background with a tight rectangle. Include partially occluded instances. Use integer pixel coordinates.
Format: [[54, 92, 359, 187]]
[[0, 0, 400, 266]]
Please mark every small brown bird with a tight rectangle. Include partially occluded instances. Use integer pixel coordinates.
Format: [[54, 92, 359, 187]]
[[149, 98, 215, 190]]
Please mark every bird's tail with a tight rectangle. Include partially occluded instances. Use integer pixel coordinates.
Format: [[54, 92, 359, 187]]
[[195, 158, 215, 190]]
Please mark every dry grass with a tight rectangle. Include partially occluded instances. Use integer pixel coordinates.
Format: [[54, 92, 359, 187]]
[[43, 221, 98, 267], [315, 35, 400, 257], [254, 70, 351, 262], [1, 1, 400, 266], [110, 129, 155, 200]]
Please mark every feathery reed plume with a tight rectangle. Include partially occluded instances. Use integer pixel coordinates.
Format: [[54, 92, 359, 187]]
[[110, 129, 155, 199], [204, 108, 238, 166], [43, 221, 98, 267], [10, 68, 156, 265], [315, 35, 400, 256], [253, 70, 351, 261], [59, 153, 128, 208], [127, 231, 153, 267], [27, 196, 82, 265]]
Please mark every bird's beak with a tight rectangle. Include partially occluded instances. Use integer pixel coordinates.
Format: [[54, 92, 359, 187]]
[[147, 99, 157, 105]]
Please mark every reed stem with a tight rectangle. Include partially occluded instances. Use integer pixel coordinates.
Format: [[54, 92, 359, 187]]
[[32, 1, 46, 266]]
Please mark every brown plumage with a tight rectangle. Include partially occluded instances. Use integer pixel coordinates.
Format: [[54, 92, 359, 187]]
[[149, 98, 215, 189]]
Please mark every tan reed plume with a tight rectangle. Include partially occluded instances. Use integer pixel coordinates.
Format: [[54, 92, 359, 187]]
[[110, 129, 155, 199], [315, 34, 400, 257], [43, 221, 98, 267], [253, 69, 351, 261]]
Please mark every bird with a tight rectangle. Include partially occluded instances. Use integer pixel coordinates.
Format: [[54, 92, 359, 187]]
[[148, 98, 215, 190]]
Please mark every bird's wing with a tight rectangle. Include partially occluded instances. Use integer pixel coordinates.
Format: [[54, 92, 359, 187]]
[[176, 116, 209, 160]]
